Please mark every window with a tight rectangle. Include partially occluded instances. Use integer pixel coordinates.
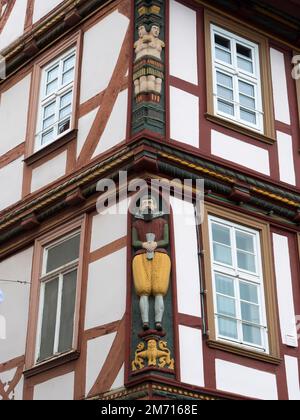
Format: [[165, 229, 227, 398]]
[[35, 49, 76, 150], [212, 25, 263, 132], [36, 231, 81, 363], [209, 216, 268, 352], [205, 12, 275, 143]]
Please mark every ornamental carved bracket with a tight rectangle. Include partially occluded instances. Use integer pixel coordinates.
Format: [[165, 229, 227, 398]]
[[132, 339, 175, 372]]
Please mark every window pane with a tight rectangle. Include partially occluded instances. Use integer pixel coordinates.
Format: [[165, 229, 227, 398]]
[[218, 100, 234, 116], [216, 274, 235, 297], [39, 278, 59, 361], [59, 104, 72, 120], [241, 302, 260, 324], [58, 118, 71, 135], [237, 56, 253, 73], [58, 270, 77, 353], [239, 81, 255, 97], [216, 47, 232, 64], [237, 250, 256, 272], [242, 324, 262, 346], [239, 94, 255, 110], [43, 102, 56, 119], [218, 317, 238, 339], [63, 54, 75, 72], [217, 72, 233, 88], [60, 91, 72, 108], [213, 243, 233, 265], [236, 231, 255, 253], [46, 79, 58, 96], [41, 129, 54, 146], [240, 282, 259, 304], [47, 65, 59, 83], [217, 85, 233, 101], [46, 234, 80, 273], [240, 108, 256, 124], [217, 295, 236, 317], [215, 35, 231, 50], [212, 223, 231, 246], [236, 44, 252, 59]]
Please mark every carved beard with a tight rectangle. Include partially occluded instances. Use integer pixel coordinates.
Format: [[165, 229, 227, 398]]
[[142, 209, 153, 223]]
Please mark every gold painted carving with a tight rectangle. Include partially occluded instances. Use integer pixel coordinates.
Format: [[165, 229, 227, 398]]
[[132, 340, 175, 371], [138, 6, 161, 16]]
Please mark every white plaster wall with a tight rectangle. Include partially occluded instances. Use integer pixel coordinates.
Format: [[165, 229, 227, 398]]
[[77, 107, 99, 158], [34, 372, 75, 400], [179, 326, 204, 387], [0, 247, 33, 364], [80, 11, 129, 104], [90, 200, 128, 252], [285, 356, 300, 400], [211, 130, 270, 175], [169, 0, 198, 85], [31, 151, 67, 193], [92, 89, 128, 157], [33, 0, 64, 24], [0, 157, 24, 211], [171, 197, 201, 317], [270, 48, 291, 125], [0, 1, 27, 51], [86, 332, 116, 395], [276, 131, 296, 185], [85, 248, 127, 329], [216, 360, 278, 400], [111, 364, 124, 391], [0, 369, 23, 400], [0, 75, 31, 156], [170, 87, 199, 148], [273, 234, 298, 347]]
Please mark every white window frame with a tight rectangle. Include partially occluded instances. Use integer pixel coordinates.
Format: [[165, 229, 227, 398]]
[[35, 48, 76, 151], [211, 24, 264, 133], [35, 231, 80, 363], [208, 215, 269, 353]]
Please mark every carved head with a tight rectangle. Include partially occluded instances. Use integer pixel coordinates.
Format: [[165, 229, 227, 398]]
[[150, 25, 160, 38], [148, 340, 157, 350], [140, 196, 158, 215], [138, 25, 147, 38]]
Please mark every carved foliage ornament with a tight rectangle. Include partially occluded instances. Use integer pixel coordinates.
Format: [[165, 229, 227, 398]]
[[132, 339, 175, 371]]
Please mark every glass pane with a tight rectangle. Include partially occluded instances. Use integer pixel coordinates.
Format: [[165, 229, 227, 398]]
[[58, 118, 71, 135], [215, 35, 231, 50], [237, 44, 252, 59], [59, 104, 71, 120], [217, 295, 236, 317], [46, 234, 80, 273], [217, 72, 233, 88], [218, 100, 234, 116], [240, 108, 256, 124], [60, 91, 72, 108], [43, 115, 55, 130], [242, 324, 262, 346], [240, 282, 259, 304], [216, 274, 235, 297], [41, 129, 54, 146], [39, 278, 59, 361], [236, 231, 255, 253], [213, 243, 233, 265], [218, 317, 238, 339], [237, 250, 256, 272], [62, 69, 74, 85], [241, 302, 260, 324], [216, 47, 232, 64], [46, 79, 58, 96], [239, 94, 255, 110], [217, 85, 233, 101], [63, 54, 75, 72], [43, 102, 56, 119], [212, 223, 231, 246], [239, 81, 255, 97], [237, 56, 253, 73], [47, 65, 59, 82], [58, 270, 77, 353]]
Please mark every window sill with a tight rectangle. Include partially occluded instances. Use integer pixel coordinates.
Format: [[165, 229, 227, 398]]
[[24, 350, 80, 378], [205, 113, 276, 145], [207, 339, 281, 365], [24, 129, 77, 166]]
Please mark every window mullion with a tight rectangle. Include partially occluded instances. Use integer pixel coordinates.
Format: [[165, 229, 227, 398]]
[[53, 273, 63, 355]]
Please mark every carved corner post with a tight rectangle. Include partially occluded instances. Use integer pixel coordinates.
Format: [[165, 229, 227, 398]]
[[128, 192, 176, 381], [131, 0, 166, 136]]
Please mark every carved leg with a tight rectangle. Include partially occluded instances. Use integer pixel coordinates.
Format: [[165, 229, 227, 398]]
[[155, 77, 163, 94], [155, 294, 164, 330], [147, 75, 156, 92], [140, 295, 150, 329], [140, 76, 148, 93]]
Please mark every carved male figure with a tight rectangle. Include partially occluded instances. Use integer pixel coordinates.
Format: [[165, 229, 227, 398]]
[[132, 196, 171, 331]]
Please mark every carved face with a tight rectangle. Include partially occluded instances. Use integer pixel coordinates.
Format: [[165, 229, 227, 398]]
[[151, 25, 160, 38], [140, 197, 157, 214], [148, 340, 157, 350], [138, 25, 147, 39]]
